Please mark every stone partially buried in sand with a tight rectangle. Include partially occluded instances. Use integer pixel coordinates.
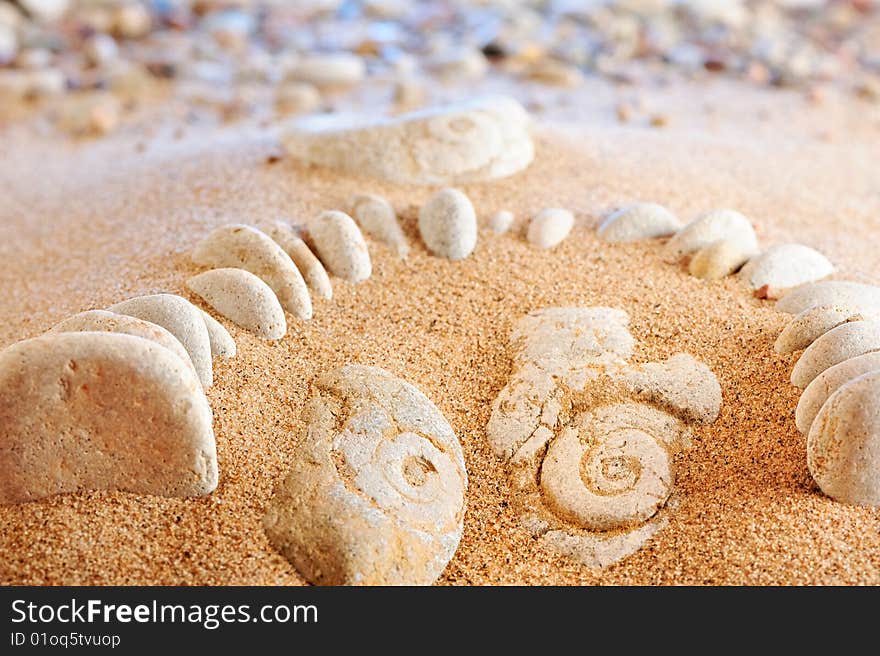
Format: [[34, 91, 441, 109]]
[[263, 365, 467, 585], [796, 351, 880, 434], [597, 203, 681, 243], [187, 268, 286, 340], [0, 331, 217, 504], [308, 211, 371, 283], [739, 243, 834, 299], [776, 280, 880, 315], [663, 209, 757, 263], [198, 308, 236, 358], [418, 188, 477, 260], [791, 320, 880, 388], [108, 293, 214, 389], [349, 193, 409, 259], [807, 371, 880, 506], [256, 220, 333, 300], [527, 208, 574, 250], [282, 95, 533, 185], [688, 239, 754, 280], [774, 304, 880, 354]]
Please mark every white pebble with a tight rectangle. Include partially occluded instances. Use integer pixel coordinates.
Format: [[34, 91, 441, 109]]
[[791, 321, 880, 388], [187, 268, 286, 340], [597, 203, 681, 243], [489, 210, 514, 235], [527, 208, 574, 250], [308, 211, 372, 283], [808, 371, 880, 506], [663, 209, 757, 263], [286, 53, 365, 87], [739, 244, 834, 298], [688, 239, 752, 280], [349, 193, 409, 259], [256, 220, 332, 300], [84, 33, 118, 67], [776, 281, 880, 314], [775, 304, 880, 354], [418, 188, 477, 260], [796, 352, 880, 434]]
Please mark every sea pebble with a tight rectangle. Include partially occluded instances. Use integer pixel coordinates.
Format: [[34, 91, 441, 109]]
[[597, 203, 681, 243], [198, 309, 236, 358], [614, 353, 722, 423], [282, 95, 533, 185], [0, 332, 217, 504], [796, 352, 880, 434], [308, 211, 371, 283], [19, 0, 69, 22], [489, 210, 514, 234], [285, 53, 366, 87], [776, 281, 880, 314], [349, 193, 409, 259], [418, 188, 477, 260], [807, 371, 880, 506], [263, 365, 467, 585], [739, 244, 834, 298], [663, 209, 757, 263], [84, 33, 118, 67], [108, 294, 213, 389], [791, 321, 880, 388], [187, 268, 286, 341], [775, 304, 880, 354], [527, 208, 574, 250], [275, 82, 321, 115], [50, 310, 195, 374], [192, 224, 312, 320], [256, 220, 332, 299], [112, 3, 151, 39], [688, 239, 753, 280]]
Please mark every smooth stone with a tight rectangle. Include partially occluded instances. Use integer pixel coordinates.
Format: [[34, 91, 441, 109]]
[[282, 95, 533, 185], [527, 208, 574, 250], [198, 309, 236, 358], [192, 224, 312, 320], [775, 304, 880, 354], [489, 210, 514, 234], [597, 203, 681, 243], [418, 188, 477, 260], [663, 209, 757, 263], [739, 243, 834, 299], [349, 193, 409, 259], [285, 53, 366, 87], [688, 239, 754, 280], [50, 310, 196, 374], [791, 321, 880, 388], [256, 220, 333, 300], [0, 332, 217, 504], [807, 371, 880, 506], [108, 294, 213, 389], [263, 365, 467, 585], [308, 211, 371, 283], [187, 268, 286, 340], [776, 281, 880, 314], [796, 352, 880, 434]]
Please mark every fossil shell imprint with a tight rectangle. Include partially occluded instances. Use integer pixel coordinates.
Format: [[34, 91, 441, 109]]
[[263, 365, 467, 585], [282, 95, 533, 185], [487, 306, 720, 569]]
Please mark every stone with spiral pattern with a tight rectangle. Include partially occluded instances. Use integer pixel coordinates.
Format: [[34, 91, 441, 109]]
[[263, 365, 467, 586]]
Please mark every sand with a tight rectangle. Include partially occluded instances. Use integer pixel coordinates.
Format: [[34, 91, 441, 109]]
[[1, 74, 879, 585]]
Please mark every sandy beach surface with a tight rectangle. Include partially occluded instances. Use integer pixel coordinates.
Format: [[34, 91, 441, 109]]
[[1, 70, 879, 585]]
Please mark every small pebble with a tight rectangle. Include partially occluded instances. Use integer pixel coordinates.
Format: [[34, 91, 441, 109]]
[[775, 304, 880, 354], [489, 210, 514, 235], [739, 243, 834, 299], [286, 53, 366, 87], [349, 193, 409, 259], [689, 239, 753, 280], [597, 203, 681, 243], [308, 211, 372, 283], [418, 188, 477, 260], [663, 208, 758, 263], [275, 82, 321, 115], [84, 34, 118, 67], [527, 208, 574, 250], [187, 268, 286, 340], [796, 351, 880, 434]]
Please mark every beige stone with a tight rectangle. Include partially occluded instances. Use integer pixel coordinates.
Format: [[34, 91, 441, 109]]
[[0, 332, 217, 504], [256, 220, 332, 299], [198, 309, 236, 358], [349, 193, 409, 258], [192, 224, 312, 320], [276, 82, 321, 115], [775, 304, 880, 354], [615, 353, 722, 423], [689, 239, 754, 280], [187, 268, 286, 340], [527, 208, 574, 250], [263, 365, 466, 585], [308, 211, 371, 283], [739, 244, 834, 298], [807, 371, 880, 506], [597, 203, 681, 243], [489, 210, 514, 235], [108, 294, 213, 389], [796, 352, 880, 434], [282, 96, 533, 185], [776, 281, 880, 314], [418, 188, 477, 260], [50, 310, 195, 374], [791, 321, 880, 388], [285, 53, 365, 88], [663, 209, 757, 262]]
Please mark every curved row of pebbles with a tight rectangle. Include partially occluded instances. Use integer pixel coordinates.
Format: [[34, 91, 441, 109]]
[[596, 201, 880, 507]]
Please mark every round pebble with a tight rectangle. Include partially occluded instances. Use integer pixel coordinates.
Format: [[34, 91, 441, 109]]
[[739, 243, 834, 298], [418, 188, 478, 260], [308, 210, 372, 283], [527, 208, 574, 250], [597, 202, 681, 243]]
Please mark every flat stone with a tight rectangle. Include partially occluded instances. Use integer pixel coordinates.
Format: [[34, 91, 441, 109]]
[[0, 332, 217, 504], [796, 352, 880, 434], [527, 208, 574, 250], [263, 365, 466, 585], [187, 268, 286, 340], [256, 220, 332, 299], [791, 321, 880, 388], [597, 203, 681, 243], [776, 281, 880, 314], [308, 211, 372, 283]]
